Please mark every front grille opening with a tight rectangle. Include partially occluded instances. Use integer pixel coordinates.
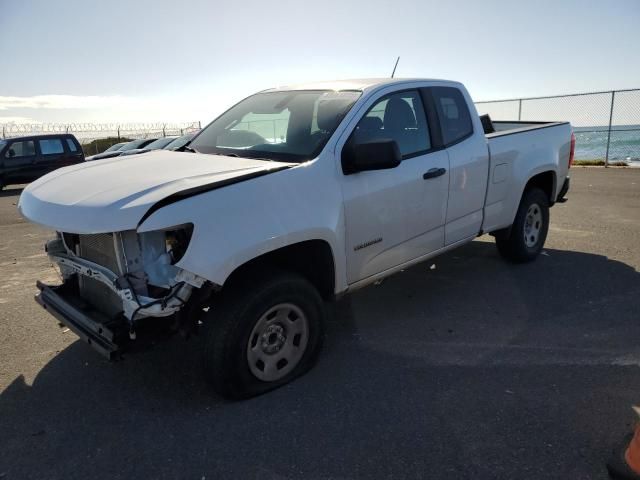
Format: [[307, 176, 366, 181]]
[[60, 275, 124, 325], [79, 276, 124, 319]]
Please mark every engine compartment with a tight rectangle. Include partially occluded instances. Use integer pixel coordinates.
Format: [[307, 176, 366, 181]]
[[49, 225, 203, 325]]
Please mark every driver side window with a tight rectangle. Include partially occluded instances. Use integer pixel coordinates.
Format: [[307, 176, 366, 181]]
[[353, 91, 431, 159], [5, 140, 35, 158]]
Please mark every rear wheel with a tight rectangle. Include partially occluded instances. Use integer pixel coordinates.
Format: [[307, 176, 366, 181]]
[[202, 271, 325, 399], [495, 187, 549, 263]]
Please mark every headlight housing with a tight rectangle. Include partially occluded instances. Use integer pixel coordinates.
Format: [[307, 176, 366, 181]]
[[138, 224, 194, 289]]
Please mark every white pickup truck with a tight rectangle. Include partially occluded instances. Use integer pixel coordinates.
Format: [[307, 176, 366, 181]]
[[19, 78, 573, 398]]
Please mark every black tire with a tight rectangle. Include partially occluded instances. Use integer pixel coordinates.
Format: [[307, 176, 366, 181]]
[[202, 270, 325, 399], [495, 187, 550, 263]]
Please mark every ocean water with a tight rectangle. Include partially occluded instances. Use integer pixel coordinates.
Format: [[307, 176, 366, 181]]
[[574, 125, 640, 165]]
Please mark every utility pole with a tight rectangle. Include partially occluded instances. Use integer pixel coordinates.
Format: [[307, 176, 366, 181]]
[[604, 90, 616, 167]]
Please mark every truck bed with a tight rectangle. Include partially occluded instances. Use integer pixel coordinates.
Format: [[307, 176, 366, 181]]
[[481, 119, 572, 234], [487, 120, 569, 137]]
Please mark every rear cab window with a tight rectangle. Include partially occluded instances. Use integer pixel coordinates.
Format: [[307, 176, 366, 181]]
[[38, 139, 65, 155], [431, 87, 473, 146]]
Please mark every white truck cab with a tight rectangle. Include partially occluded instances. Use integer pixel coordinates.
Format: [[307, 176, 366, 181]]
[[19, 78, 573, 398]]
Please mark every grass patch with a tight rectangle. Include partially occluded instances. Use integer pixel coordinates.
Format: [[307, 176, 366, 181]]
[[573, 159, 628, 166]]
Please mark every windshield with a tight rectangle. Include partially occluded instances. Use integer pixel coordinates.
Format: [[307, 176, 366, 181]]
[[164, 134, 194, 150], [120, 139, 152, 151], [190, 90, 361, 162], [144, 137, 177, 150]]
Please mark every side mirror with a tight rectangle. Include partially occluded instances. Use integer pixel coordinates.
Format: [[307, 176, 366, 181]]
[[342, 138, 401, 175], [7, 148, 15, 158]]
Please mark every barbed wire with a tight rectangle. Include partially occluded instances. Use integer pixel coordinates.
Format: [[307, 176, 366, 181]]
[[0, 121, 201, 140], [2, 87, 638, 163]]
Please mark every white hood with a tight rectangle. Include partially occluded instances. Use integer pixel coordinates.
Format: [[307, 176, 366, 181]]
[[18, 150, 293, 233]]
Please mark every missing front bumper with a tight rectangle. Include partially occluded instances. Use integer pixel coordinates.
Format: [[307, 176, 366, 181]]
[[35, 280, 123, 360], [46, 249, 198, 321]]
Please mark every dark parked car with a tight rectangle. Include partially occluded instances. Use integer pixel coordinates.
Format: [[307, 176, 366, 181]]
[[119, 136, 178, 157], [163, 133, 197, 151], [103, 142, 128, 153], [85, 138, 158, 161], [0, 134, 84, 190]]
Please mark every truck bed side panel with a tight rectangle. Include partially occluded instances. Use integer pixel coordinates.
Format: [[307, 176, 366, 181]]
[[482, 123, 571, 233]]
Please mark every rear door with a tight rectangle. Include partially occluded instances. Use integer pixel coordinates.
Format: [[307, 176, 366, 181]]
[[36, 137, 67, 175], [428, 86, 489, 245], [3, 140, 37, 183], [341, 89, 449, 284]]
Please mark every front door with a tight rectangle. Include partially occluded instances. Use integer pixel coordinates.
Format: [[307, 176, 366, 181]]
[[341, 90, 450, 284], [3, 140, 37, 184]]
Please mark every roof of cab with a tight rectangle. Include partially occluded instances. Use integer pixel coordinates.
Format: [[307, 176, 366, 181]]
[[263, 78, 455, 93], [1, 133, 78, 142]]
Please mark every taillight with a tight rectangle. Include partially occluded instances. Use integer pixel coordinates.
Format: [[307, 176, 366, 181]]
[[569, 132, 575, 168]]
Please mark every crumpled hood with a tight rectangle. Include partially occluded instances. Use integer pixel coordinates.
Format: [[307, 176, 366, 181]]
[[18, 150, 293, 233]]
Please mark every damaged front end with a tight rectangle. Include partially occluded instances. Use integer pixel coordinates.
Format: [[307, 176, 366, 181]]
[[36, 225, 211, 359]]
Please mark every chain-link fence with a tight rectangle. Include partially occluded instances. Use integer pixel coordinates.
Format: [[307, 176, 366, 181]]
[[3, 89, 639, 163], [0, 121, 201, 155], [475, 89, 640, 166]]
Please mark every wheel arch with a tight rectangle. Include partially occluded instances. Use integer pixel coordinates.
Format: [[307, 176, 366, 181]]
[[223, 239, 337, 300], [523, 170, 557, 206], [490, 169, 556, 238]]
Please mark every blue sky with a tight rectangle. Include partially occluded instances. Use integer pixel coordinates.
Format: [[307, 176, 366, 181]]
[[0, 0, 638, 124]]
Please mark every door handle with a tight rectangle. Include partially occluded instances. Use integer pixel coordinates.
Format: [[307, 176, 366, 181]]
[[423, 167, 446, 180]]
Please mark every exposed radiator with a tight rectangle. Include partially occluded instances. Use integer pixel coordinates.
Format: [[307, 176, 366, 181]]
[[78, 233, 121, 273], [76, 233, 124, 318]]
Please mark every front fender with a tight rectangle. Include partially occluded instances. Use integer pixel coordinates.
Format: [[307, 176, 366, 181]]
[[137, 158, 347, 292]]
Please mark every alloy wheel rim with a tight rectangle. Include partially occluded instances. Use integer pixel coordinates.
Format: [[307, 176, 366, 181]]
[[524, 203, 543, 248], [247, 303, 309, 382]]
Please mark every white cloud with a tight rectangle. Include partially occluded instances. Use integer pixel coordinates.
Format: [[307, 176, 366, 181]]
[[0, 116, 38, 124], [0, 95, 144, 110], [0, 91, 237, 124], [0, 94, 200, 123]]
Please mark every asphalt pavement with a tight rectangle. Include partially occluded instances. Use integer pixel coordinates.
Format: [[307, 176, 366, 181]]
[[1, 168, 639, 479]]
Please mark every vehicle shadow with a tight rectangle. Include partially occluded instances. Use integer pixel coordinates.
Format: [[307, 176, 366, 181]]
[[1, 240, 639, 479]]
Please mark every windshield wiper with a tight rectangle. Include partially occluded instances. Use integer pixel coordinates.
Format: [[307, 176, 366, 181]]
[[221, 152, 273, 161]]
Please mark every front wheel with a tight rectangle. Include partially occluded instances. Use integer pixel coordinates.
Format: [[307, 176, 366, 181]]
[[202, 271, 325, 399], [495, 187, 550, 263]]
